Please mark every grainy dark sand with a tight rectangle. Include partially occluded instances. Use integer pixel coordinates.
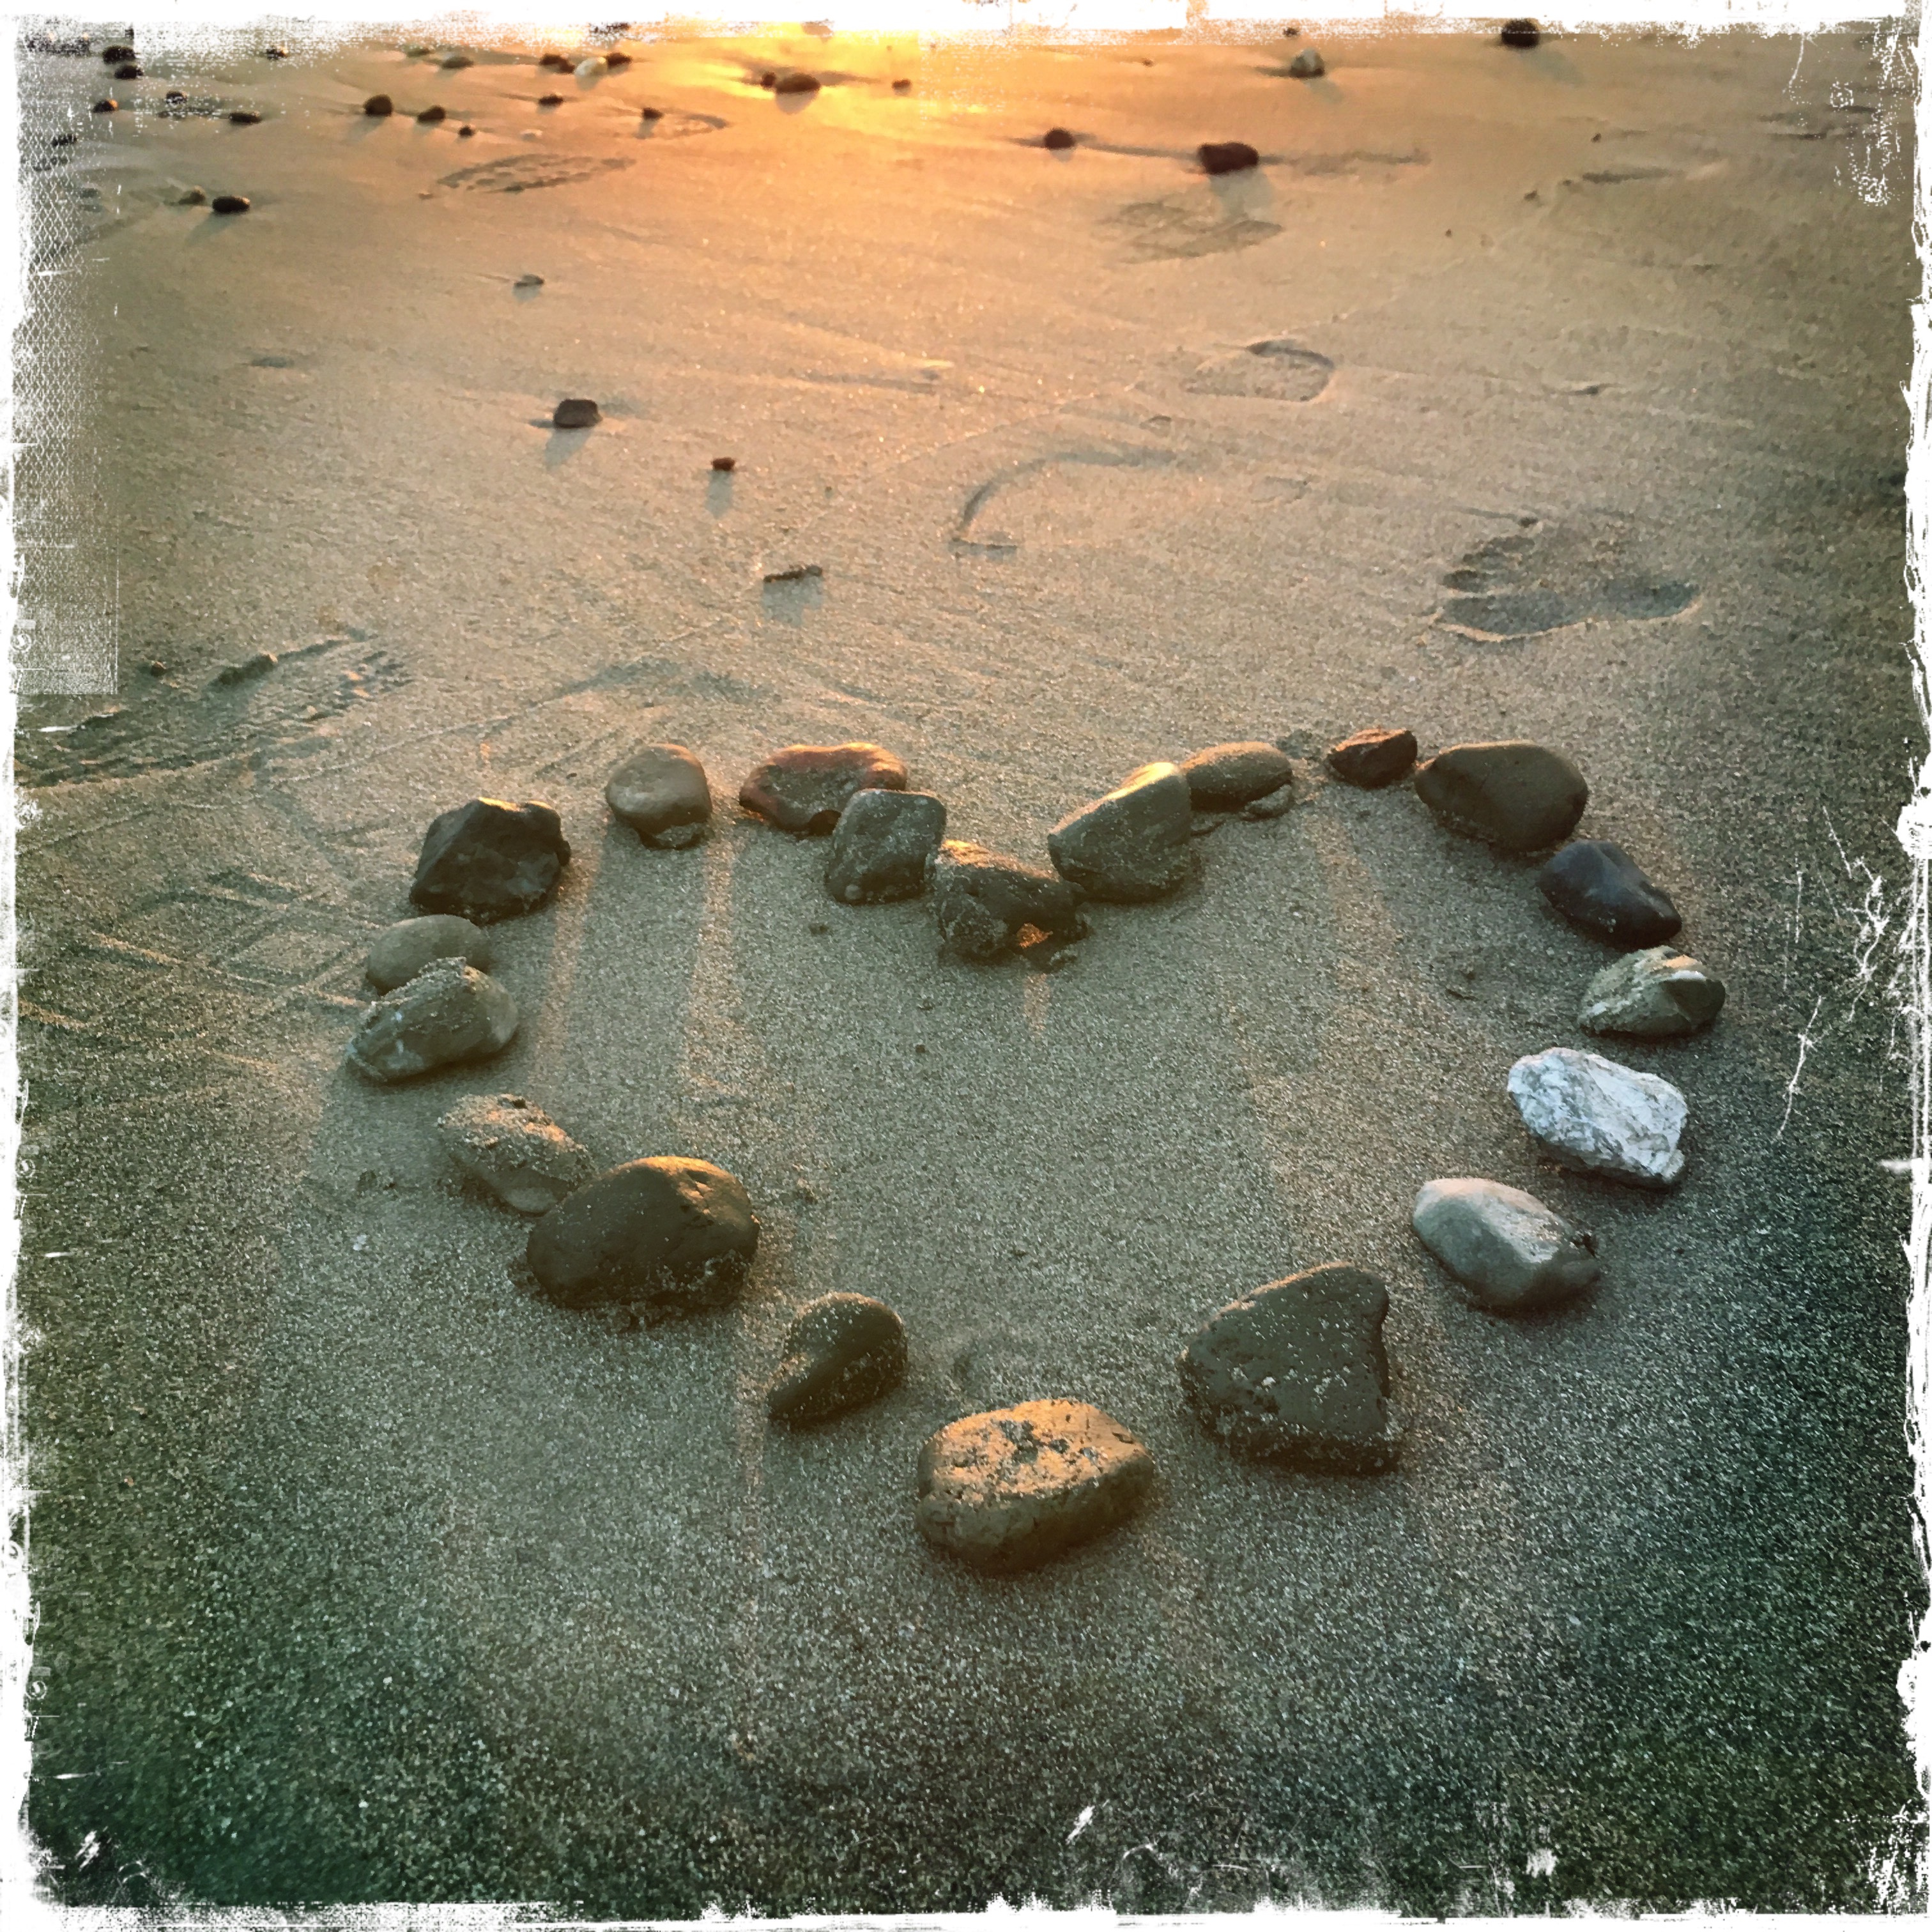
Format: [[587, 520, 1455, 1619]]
[[15, 23, 1922, 1913]]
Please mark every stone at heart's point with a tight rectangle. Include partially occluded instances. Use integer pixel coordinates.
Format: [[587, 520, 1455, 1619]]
[[824, 789, 947, 903], [410, 797, 570, 923], [1177, 1263, 1402, 1470], [1507, 1046, 1687, 1188], [915, 1399, 1155, 1573], [526, 1156, 759, 1311], [605, 744, 713, 848], [1046, 762, 1193, 901], [928, 840, 1087, 960], [740, 742, 908, 835], [1411, 1177, 1600, 1312], [1413, 740, 1588, 853]]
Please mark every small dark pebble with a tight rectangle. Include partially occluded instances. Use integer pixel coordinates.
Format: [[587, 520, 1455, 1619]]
[[211, 194, 250, 215], [640, 105, 663, 120], [417, 104, 446, 123], [146, 659, 167, 676], [893, 78, 910, 92], [93, 99, 117, 114], [114, 63, 140, 79], [1199, 140, 1260, 175], [458, 124, 475, 137], [364, 94, 394, 116], [605, 52, 632, 70], [1501, 18, 1541, 46], [553, 397, 601, 429], [440, 53, 475, 71], [50, 132, 75, 146], [1043, 126, 1076, 150], [711, 456, 735, 472], [774, 72, 820, 95], [165, 90, 184, 102], [538, 92, 565, 106], [102, 45, 135, 64], [264, 45, 289, 60], [515, 273, 544, 288], [1326, 726, 1418, 789], [763, 563, 822, 584], [229, 109, 262, 124], [538, 52, 573, 71], [760, 72, 777, 88]]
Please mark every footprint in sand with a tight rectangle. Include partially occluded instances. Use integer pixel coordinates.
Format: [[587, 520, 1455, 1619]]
[[438, 153, 636, 194], [1183, 339, 1334, 403], [1102, 198, 1282, 262], [952, 448, 1184, 553], [1435, 517, 1696, 640]]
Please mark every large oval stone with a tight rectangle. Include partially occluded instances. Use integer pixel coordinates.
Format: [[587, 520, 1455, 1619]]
[[740, 742, 908, 835], [1537, 838, 1682, 948], [606, 744, 712, 848], [410, 797, 571, 922], [1178, 1264, 1401, 1470], [526, 1156, 759, 1310], [345, 958, 519, 1083], [1411, 1177, 1600, 1312], [1413, 741, 1587, 853], [916, 1399, 1154, 1574], [1179, 741, 1294, 812], [1046, 762, 1193, 902], [767, 1293, 907, 1424]]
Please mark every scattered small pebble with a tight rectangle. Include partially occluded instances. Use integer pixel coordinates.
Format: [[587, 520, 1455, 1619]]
[[403, 45, 429, 58], [114, 63, 140, 80], [345, 958, 519, 1084], [515, 273, 543, 288], [930, 839, 1087, 961], [605, 743, 712, 847], [365, 913, 492, 992], [710, 454, 735, 471], [228, 110, 262, 125], [605, 52, 633, 72], [539, 54, 575, 72], [364, 95, 394, 116], [1578, 946, 1726, 1038], [1199, 141, 1261, 176], [1411, 1178, 1600, 1312], [767, 1294, 908, 1425], [892, 79, 911, 93], [824, 788, 947, 904], [538, 92, 565, 106], [1508, 1046, 1687, 1190], [50, 132, 76, 146], [458, 123, 475, 136], [759, 72, 778, 89], [438, 1093, 597, 1215], [441, 53, 475, 71], [176, 186, 206, 205], [916, 1400, 1155, 1573], [1538, 839, 1682, 948], [1501, 19, 1542, 48], [576, 57, 608, 79], [774, 72, 822, 96], [417, 104, 446, 123], [1048, 762, 1193, 901], [552, 397, 601, 429], [101, 45, 135, 65], [263, 45, 289, 60], [1043, 127, 1076, 150], [1326, 726, 1417, 788], [145, 658, 167, 675], [1287, 49, 1324, 78], [210, 194, 250, 215], [164, 91, 184, 102], [762, 562, 821, 583], [92, 100, 117, 114], [410, 797, 571, 922], [1413, 740, 1587, 852], [740, 741, 908, 836], [1179, 740, 1294, 812], [526, 1156, 759, 1312], [1179, 1264, 1402, 1469], [640, 106, 664, 120]]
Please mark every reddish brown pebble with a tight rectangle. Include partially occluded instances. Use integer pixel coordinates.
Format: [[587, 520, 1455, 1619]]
[[210, 194, 250, 215], [93, 98, 117, 113], [364, 94, 394, 115], [417, 104, 445, 122], [229, 109, 261, 123], [640, 105, 663, 119], [538, 91, 564, 105], [1043, 126, 1075, 150], [740, 742, 908, 836], [1325, 726, 1418, 789], [711, 456, 735, 472], [114, 62, 139, 79], [893, 78, 910, 92], [457, 123, 475, 137], [552, 397, 601, 429], [774, 72, 820, 95]]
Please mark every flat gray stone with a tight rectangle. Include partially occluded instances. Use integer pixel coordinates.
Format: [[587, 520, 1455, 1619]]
[[767, 1293, 907, 1423], [825, 789, 946, 904], [1508, 1046, 1687, 1189], [365, 914, 491, 992], [346, 958, 519, 1083], [526, 1156, 759, 1311], [915, 1399, 1155, 1574], [1178, 1263, 1401, 1470], [1180, 741, 1294, 811], [1413, 741, 1588, 853], [1046, 762, 1193, 902], [1411, 1177, 1600, 1312], [929, 839, 1087, 960], [606, 744, 712, 848], [437, 1092, 597, 1213], [1579, 946, 1727, 1038]]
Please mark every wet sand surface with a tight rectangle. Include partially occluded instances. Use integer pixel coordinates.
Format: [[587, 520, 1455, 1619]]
[[15, 22, 1924, 1912]]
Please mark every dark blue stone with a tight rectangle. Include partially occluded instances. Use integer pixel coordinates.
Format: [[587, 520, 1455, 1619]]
[[1538, 839, 1682, 948]]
